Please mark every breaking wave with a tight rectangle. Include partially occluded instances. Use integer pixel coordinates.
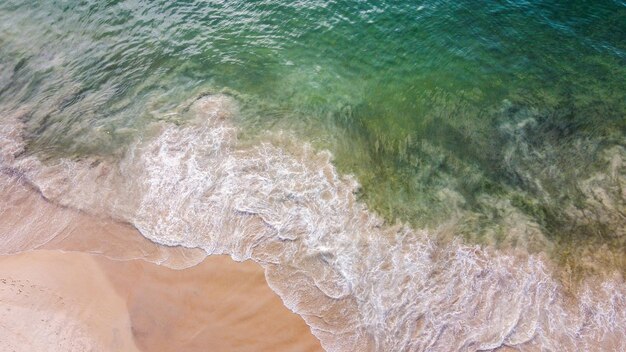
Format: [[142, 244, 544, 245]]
[[1, 95, 624, 351]]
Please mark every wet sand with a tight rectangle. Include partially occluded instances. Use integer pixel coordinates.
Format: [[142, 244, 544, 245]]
[[0, 174, 323, 352], [98, 254, 322, 352]]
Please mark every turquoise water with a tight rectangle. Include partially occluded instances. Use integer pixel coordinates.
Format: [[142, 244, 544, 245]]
[[1, 0, 625, 274]]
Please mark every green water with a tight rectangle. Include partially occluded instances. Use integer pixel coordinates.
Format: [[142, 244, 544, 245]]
[[1, 1, 625, 274]]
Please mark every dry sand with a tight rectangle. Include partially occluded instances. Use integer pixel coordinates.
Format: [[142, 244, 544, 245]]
[[0, 250, 140, 352], [0, 251, 322, 352], [0, 174, 323, 351]]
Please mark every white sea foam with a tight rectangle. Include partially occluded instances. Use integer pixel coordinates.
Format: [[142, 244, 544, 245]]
[[1, 96, 624, 351]]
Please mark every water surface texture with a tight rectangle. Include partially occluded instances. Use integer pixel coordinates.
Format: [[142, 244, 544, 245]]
[[1, 1, 625, 351]]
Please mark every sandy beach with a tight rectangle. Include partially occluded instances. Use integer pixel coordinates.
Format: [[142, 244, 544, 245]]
[[0, 251, 322, 352], [0, 174, 322, 352]]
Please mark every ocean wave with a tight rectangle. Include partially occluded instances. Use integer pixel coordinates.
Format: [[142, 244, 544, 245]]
[[1, 95, 624, 351]]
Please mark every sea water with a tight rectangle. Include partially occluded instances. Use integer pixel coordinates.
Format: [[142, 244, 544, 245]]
[[1, 1, 625, 351]]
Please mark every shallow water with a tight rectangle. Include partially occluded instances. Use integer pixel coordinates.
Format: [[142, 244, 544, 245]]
[[1, 1, 625, 351]]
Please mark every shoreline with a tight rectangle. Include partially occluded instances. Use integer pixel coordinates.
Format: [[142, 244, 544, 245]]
[[0, 171, 323, 352], [1, 95, 624, 351]]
